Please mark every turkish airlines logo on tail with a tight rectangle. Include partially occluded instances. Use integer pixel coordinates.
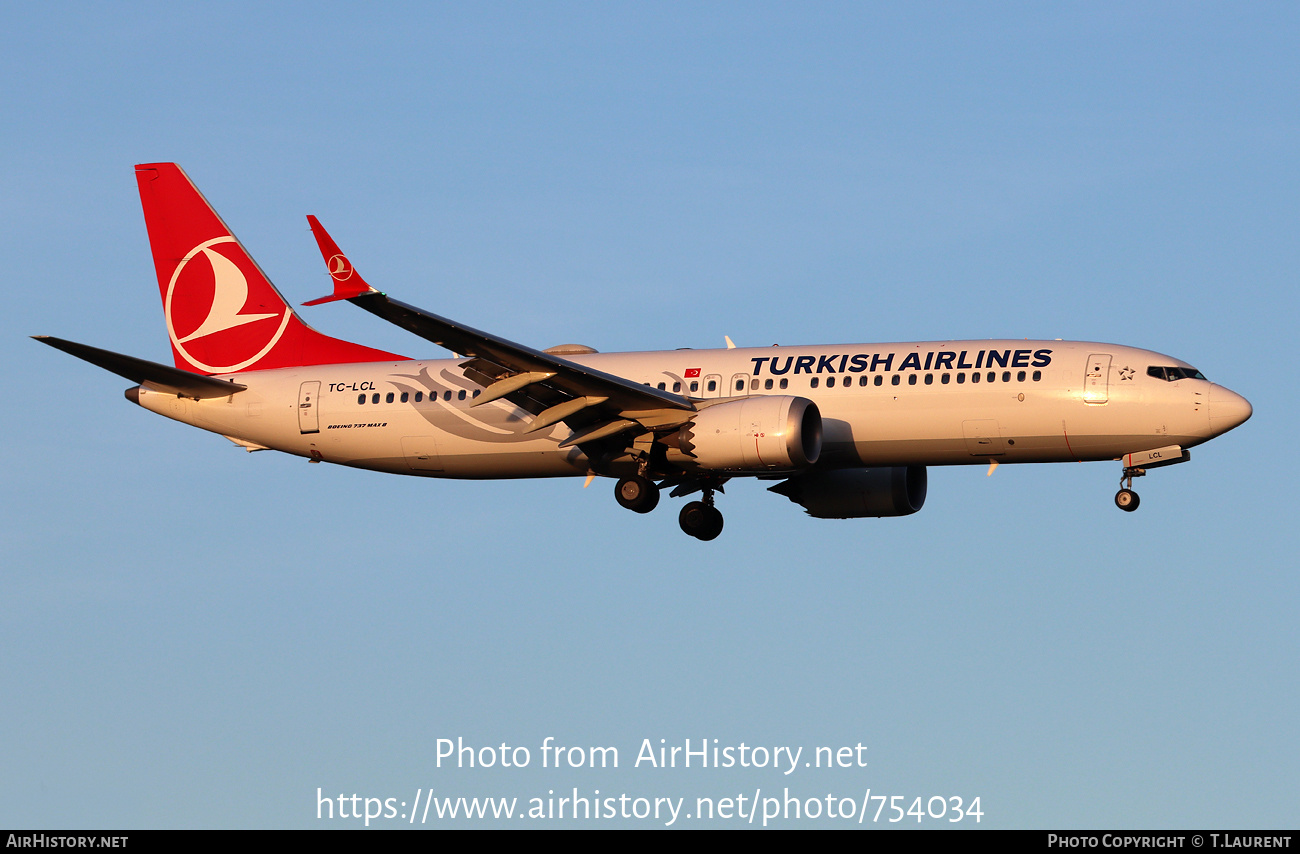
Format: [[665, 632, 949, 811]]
[[327, 254, 354, 281], [165, 237, 292, 373]]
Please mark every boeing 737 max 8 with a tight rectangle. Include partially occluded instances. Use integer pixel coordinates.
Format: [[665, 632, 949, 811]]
[[35, 163, 1253, 540]]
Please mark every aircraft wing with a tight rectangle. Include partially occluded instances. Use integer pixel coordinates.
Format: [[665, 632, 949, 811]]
[[304, 217, 696, 446]]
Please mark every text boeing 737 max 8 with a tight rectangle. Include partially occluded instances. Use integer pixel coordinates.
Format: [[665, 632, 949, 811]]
[[35, 163, 1253, 540]]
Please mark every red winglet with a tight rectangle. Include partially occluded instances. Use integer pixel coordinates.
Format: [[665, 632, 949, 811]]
[[303, 215, 376, 305]]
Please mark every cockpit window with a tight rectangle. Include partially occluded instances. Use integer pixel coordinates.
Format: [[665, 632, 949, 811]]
[[1147, 365, 1207, 382]]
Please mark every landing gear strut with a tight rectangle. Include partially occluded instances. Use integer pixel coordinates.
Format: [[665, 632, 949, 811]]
[[615, 475, 660, 514], [613, 469, 727, 540], [1109, 446, 1193, 512], [1115, 466, 1144, 512], [678, 487, 724, 541]]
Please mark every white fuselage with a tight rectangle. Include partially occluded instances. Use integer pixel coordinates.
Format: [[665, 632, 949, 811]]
[[131, 339, 1244, 478]]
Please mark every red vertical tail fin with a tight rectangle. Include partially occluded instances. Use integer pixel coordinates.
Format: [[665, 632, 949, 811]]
[[135, 163, 405, 373]]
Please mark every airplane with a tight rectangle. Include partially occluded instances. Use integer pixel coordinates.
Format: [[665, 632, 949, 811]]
[[34, 163, 1253, 540]]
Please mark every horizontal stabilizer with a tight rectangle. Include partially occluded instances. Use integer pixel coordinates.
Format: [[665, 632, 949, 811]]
[[33, 336, 246, 399]]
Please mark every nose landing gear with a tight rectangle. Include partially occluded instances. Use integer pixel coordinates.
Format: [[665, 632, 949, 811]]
[[1111, 445, 1193, 513], [1115, 487, 1140, 511], [1115, 465, 1144, 512]]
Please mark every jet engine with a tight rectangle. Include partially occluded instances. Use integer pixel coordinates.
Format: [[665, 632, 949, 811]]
[[769, 466, 928, 518], [666, 396, 821, 473]]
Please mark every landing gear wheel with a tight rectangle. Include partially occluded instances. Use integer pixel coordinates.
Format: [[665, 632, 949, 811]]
[[679, 501, 724, 541], [615, 476, 660, 514], [1115, 489, 1140, 512]]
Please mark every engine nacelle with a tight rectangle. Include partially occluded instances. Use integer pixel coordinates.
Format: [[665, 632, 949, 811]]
[[769, 466, 928, 518], [667, 396, 821, 473]]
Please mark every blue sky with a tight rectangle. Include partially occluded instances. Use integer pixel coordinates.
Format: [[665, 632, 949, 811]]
[[3, 2, 1297, 828]]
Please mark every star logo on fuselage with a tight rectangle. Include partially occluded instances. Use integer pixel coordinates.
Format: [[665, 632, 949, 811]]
[[1119, 366, 1135, 381]]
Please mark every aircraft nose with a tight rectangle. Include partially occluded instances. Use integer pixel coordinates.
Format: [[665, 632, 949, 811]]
[[1208, 385, 1252, 435]]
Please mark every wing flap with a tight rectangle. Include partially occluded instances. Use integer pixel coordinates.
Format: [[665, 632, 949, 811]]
[[351, 292, 694, 436], [302, 216, 696, 447], [349, 292, 690, 408], [471, 370, 556, 407]]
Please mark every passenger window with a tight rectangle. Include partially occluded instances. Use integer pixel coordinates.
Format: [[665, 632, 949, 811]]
[[386, 392, 394, 403], [810, 377, 820, 388], [956, 373, 965, 384], [779, 378, 788, 389], [972, 372, 980, 383], [764, 378, 773, 390], [673, 382, 681, 392], [458, 390, 466, 401], [826, 377, 835, 388], [444, 391, 452, 401], [1032, 370, 1041, 382], [924, 373, 933, 385], [657, 382, 666, 390], [415, 391, 423, 402], [400, 392, 409, 403], [357, 393, 366, 404], [1017, 371, 1026, 382], [874, 375, 882, 386], [372, 393, 380, 404], [707, 380, 717, 392], [1002, 372, 1011, 383], [908, 374, 917, 386], [942, 373, 950, 384], [859, 376, 868, 386], [690, 381, 699, 393], [734, 379, 744, 391], [891, 375, 900, 386]]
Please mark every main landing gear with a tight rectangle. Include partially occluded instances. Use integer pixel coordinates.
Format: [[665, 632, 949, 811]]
[[678, 492, 724, 541], [1115, 465, 1144, 513], [612, 474, 725, 540], [615, 475, 660, 514]]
